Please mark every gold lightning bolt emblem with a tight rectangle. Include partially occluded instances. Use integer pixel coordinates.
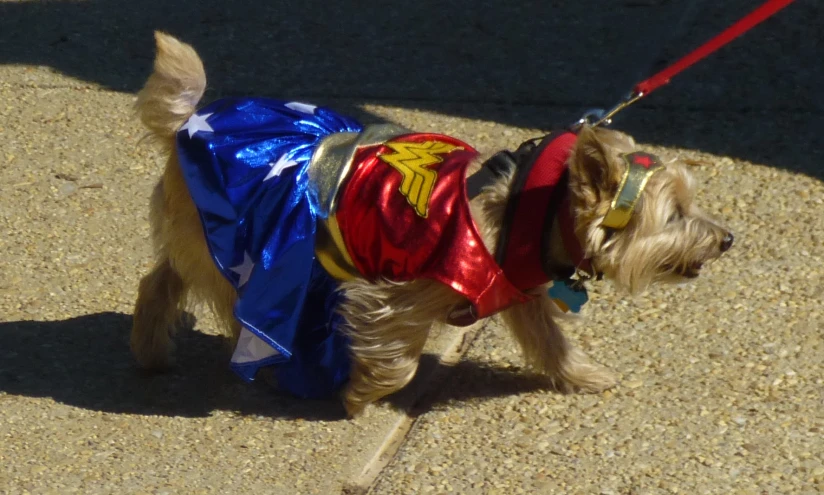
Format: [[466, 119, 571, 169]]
[[378, 140, 462, 217]]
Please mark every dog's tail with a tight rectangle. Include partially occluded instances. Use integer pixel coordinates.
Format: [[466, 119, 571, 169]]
[[136, 32, 206, 142]]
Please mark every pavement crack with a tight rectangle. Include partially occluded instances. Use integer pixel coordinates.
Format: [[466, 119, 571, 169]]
[[344, 322, 485, 495]]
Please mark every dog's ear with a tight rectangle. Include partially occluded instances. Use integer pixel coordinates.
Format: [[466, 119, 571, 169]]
[[568, 126, 629, 207]]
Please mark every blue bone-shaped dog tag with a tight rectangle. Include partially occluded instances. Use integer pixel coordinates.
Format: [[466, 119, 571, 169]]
[[547, 279, 589, 313]]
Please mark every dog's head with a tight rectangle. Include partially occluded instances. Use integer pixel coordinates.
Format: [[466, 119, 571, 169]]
[[568, 125, 733, 293]]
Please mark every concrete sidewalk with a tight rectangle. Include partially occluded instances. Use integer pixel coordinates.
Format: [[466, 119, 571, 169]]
[[1, 1, 822, 494]]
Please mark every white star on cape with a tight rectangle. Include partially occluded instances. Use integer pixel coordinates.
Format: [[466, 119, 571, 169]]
[[229, 252, 255, 287], [285, 102, 317, 114], [263, 154, 299, 181], [180, 112, 214, 138], [231, 328, 280, 364]]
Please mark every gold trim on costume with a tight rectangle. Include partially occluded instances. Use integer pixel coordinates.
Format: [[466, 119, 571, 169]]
[[377, 140, 463, 218], [308, 123, 410, 281], [308, 123, 409, 216], [315, 216, 360, 282]]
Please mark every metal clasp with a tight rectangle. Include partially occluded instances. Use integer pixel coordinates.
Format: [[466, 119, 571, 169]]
[[572, 91, 645, 129], [573, 108, 607, 128]]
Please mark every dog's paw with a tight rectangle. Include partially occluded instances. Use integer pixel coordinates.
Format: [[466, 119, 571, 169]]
[[342, 396, 367, 419], [557, 347, 617, 394], [130, 337, 176, 371], [133, 352, 176, 372]]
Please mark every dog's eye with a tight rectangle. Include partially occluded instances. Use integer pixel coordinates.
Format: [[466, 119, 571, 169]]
[[667, 209, 683, 224]]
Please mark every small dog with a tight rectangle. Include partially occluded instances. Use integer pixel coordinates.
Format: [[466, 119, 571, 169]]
[[131, 33, 733, 417]]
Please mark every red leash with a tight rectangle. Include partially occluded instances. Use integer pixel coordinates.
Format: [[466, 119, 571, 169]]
[[635, 0, 796, 95], [590, 0, 797, 126]]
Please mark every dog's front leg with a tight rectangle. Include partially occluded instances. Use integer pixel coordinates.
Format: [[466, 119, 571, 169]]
[[501, 292, 617, 393], [338, 278, 460, 417]]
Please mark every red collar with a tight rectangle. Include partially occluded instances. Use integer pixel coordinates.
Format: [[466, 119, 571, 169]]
[[497, 131, 590, 290], [557, 195, 593, 276]]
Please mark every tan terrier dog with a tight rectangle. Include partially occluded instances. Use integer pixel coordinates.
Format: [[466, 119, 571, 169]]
[[131, 33, 733, 417]]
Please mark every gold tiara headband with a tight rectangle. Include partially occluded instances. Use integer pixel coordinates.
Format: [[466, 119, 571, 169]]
[[601, 152, 664, 229]]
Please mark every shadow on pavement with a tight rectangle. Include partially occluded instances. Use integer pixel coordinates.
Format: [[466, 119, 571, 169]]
[[0, 312, 348, 420], [387, 353, 552, 418], [2, 0, 821, 179], [0, 312, 549, 419]]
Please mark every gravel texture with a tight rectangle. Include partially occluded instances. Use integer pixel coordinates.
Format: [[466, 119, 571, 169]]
[[370, 144, 824, 495], [1, 0, 822, 493], [0, 80, 377, 495], [0, 83, 502, 494]]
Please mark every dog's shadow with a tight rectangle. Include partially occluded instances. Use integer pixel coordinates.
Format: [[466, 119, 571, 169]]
[[0, 312, 549, 421]]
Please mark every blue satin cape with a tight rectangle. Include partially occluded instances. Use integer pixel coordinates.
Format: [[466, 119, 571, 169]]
[[175, 97, 362, 398]]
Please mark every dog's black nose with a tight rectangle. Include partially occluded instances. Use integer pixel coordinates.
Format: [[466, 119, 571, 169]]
[[720, 232, 734, 252]]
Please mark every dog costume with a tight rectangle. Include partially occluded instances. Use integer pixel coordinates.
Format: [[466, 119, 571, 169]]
[[176, 98, 658, 398]]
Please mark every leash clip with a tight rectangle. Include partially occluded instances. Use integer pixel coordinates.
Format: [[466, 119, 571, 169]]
[[593, 91, 645, 127], [573, 91, 645, 129], [573, 108, 607, 128]]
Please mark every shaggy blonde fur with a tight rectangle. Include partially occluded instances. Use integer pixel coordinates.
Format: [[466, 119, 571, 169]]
[[131, 33, 732, 417]]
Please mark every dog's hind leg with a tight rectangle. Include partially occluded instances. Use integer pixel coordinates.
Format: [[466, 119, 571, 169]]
[[501, 293, 617, 393], [131, 257, 186, 370], [131, 177, 189, 370], [338, 279, 459, 417]]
